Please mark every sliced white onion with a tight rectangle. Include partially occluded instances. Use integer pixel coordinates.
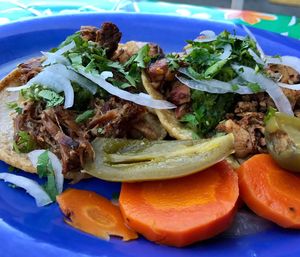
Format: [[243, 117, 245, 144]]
[[242, 25, 265, 60], [42, 41, 75, 66], [219, 44, 232, 61], [76, 68, 176, 109], [194, 30, 217, 42], [7, 70, 74, 109], [0, 172, 52, 207], [232, 64, 293, 115], [278, 82, 300, 90], [265, 56, 300, 74], [248, 48, 265, 65], [44, 64, 98, 95], [178, 67, 257, 94], [177, 75, 255, 95], [230, 35, 245, 40], [100, 71, 113, 80], [28, 150, 64, 194]]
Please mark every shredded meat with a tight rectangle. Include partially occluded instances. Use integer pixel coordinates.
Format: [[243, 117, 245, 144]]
[[14, 97, 167, 175], [17, 57, 43, 84], [216, 93, 272, 157], [15, 102, 94, 174], [80, 22, 122, 57], [112, 41, 163, 64], [268, 64, 300, 84], [167, 81, 190, 106], [147, 58, 176, 89]]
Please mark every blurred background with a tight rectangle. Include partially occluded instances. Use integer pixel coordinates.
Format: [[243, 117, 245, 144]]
[[0, 0, 299, 39], [163, 0, 300, 16]]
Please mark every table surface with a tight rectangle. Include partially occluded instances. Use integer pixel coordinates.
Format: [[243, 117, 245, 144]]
[[0, 0, 299, 40]]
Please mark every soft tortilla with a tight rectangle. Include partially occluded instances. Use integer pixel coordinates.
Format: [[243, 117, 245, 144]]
[[141, 71, 195, 140], [0, 68, 36, 173]]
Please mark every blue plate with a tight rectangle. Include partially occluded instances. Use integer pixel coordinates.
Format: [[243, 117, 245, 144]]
[[0, 13, 300, 257]]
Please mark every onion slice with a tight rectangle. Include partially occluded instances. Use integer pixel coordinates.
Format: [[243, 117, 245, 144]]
[[248, 49, 265, 65], [178, 68, 257, 94], [7, 70, 74, 109], [0, 173, 52, 207], [28, 150, 64, 194], [77, 68, 176, 109], [194, 30, 217, 42], [242, 25, 265, 60], [177, 75, 255, 95], [232, 64, 293, 115], [44, 64, 98, 95], [219, 44, 232, 61], [42, 41, 75, 66], [278, 82, 300, 90], [265, 56, 300, 74]]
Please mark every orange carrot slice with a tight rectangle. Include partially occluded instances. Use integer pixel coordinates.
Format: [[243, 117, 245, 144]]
[[238, 154, 300, 228], [119, 161, 239, 247], [57, 188, 138, 241]]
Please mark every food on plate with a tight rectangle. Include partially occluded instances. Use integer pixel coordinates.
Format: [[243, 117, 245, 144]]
[[1, 21, 300, 248], [0, 22, 174, 181], [57, 188, 138, 241], [265, 112, 300, 172], [238, 154, 300, 228], [119, 161, 239, 247], [143, 29, 300, 158], [82, 134, 234, 181]]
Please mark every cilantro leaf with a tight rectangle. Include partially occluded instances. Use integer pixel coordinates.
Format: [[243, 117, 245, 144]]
[[6, 101, 22, 114], [75, 110, 95, 123], [264, 107, 277, 123], [38, 89, 64, 108], [13, 131, 36, 153], [37, 151, 59, 201], [247, 82, 262, 93], [181, 91, 235, 137]]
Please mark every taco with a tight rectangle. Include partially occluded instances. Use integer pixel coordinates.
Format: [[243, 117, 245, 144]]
[[142, 29, 300, 158], [0, 22, 175, 180]]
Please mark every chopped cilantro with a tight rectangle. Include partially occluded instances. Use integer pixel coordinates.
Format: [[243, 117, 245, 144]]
[[247, 82, 262, 93], [13, 131, 36, 153], [21, 84, 64, 108], [231, 84, 239, 91], [264, 107, 277, 123], [38, 89, 64, 108], [97, 127, 105, 135], [37, 151, 59, 201], [181, 91, 235, 137], [75, 110, 95, 123], [6, 101, 22, 114]]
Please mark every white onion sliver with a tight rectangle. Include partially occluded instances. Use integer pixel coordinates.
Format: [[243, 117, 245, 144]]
[[0, 173, 52, 207], [248, 48, 265, 65], [178, 67, 257, 94], [242, 25, 265, 60], [177, 75, 255, 95], [194, 30, 217, 42], [42, 52, 70, 67], [265, 56, 300, 74], [28, 150, 64, 194], [278, 82, 300, 90], [232, 64, 293, 115], [44, 64, 98, 95], [219, 44, 232, 61], [42, 41, 75, 66], [100, 71, 113, 80], [77, 68, 176, 109]]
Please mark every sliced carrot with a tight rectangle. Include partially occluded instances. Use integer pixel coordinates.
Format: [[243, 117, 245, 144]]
[[57, 188, 138, 241], [238, 154, 300, 228], [119, 161, 239, 247]]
